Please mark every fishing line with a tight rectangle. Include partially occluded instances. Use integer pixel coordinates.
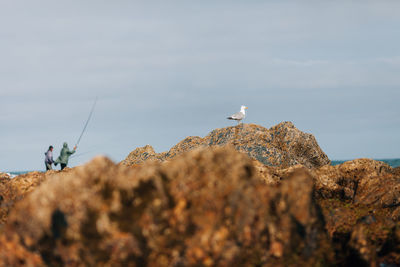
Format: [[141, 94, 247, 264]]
[[75, 97, 98, 147], [70, 150, 97, 159]]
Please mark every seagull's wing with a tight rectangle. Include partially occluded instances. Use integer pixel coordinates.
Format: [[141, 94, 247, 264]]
[[227, 111, 244, 120]]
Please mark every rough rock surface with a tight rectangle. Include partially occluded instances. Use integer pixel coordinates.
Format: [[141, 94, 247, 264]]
[[0, 172, 10, 191], [0, 172, 10, 180], [4, 147, 334, 266], [0, 171, 48, 225], [311, 159, 400, 265], [122, 145, 166, 166], [312, 158, 399, 206], [0, 234, 43, 266], [0, 126, 399, 266], [121, 122, 330, 168], [252, 159, 400, 265], [319, 197, 400, 265], [0, 172, 10, 195], [0, 170, 73, 225]]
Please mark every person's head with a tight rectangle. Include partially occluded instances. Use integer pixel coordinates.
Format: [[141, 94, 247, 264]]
[[49, 146, 53, 151], [63, 142, 68, 148]]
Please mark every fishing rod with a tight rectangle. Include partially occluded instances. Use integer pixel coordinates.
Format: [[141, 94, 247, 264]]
[[75, 97, 98, 147]]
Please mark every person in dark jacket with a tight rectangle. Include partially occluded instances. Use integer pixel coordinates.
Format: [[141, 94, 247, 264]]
[[44, 145, 55, 171], [55, 142, 77, 170]]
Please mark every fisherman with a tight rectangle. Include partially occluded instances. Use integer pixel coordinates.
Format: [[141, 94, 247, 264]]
[[55, 142, 77, 170], [44, 145, 55, 171]]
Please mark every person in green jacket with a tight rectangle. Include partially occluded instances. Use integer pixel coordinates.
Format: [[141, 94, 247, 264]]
[[55, 142, 77, 170]]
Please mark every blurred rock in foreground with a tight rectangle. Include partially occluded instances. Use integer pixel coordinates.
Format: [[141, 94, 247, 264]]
[[121, 122, 331, 168], [4, 147, 334, 266], [1, 123, 399, 266], [0, 234, 43, 266]]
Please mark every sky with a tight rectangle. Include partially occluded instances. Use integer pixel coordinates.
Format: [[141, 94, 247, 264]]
[[1, 1, 400, 171]]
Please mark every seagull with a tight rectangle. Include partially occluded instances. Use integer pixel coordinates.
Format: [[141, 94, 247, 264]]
[[227, 105, 248, 124]]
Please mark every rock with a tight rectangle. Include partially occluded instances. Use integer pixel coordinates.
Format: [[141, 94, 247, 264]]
[[121, 122, 330, 168], [0, 170, 72, 225], [261, 168, 334, 264], [318, 196, 400, 266], [5, 147, 334, 266], [250, 159, 281, 185], [312, 158, 396, 202], [121, 145, 165, 165], [0, 172, 10, 201], [262, 159, 400, 265], [378, 223, 400, 266], [355, 173, 400, 208], [310, 158, 400, 264], [392, 207, 400, 221], [0, 172, 10, 180], [394, 167, 400, 176], [2, 129, 399, 265], [0, 171, 47, 225], [0, 172, 10, 196], [349, 224, 374, 263], [0, 234, 43, 266]]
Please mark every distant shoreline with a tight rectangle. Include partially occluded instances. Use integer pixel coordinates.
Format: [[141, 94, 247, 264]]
[[5, 170, 40, 178], [5, 158, 399, 178], [331, 158, 400, 167]]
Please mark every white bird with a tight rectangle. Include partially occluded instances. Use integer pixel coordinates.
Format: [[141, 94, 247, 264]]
[[227, 105, 248, 124]]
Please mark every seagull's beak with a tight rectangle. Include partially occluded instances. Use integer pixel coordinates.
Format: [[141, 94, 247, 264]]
[[245, 107, 248, 109]]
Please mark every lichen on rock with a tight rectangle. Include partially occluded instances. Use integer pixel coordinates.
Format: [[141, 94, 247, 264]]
[[121, 122, 331, 168]]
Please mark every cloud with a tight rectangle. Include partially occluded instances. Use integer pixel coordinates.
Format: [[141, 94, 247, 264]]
[[376, 57, 400, 65], [1, 1, 400, 170]]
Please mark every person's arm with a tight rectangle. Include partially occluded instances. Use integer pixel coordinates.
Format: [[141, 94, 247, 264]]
[[67, 146, 77, 155]]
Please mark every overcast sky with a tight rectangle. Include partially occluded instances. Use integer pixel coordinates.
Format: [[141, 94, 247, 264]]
[[1, 1, 400, 171]]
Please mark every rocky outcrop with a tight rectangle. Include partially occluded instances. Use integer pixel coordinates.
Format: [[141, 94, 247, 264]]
[[0, 172, 10, 194], [312, 159, 399, 206], [244, 159, 400, 265], [0, 172, 10, 180], [0, 235, 43, 266], [0, 169, 73, 225], [0, 172, 10, 190], [5, 147, 334, 266], [319, 196, 400, 265], [0, 126, 399, 265], [121, 122, 331, 168], [311, 159, 400, 265], [121, 145, 165, 166], [0, 171, 47, 225]]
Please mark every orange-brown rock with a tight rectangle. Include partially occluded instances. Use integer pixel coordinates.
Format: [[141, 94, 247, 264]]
[[121, 122, 331, 168], [0, 172, 10, 180], [5, 147, 334, 266], [312, 159, 400, 265], [1, 135, 399, 266], [0, 172, 10, 196], [0, 171, 48, 225], [251, 159, 400, 265], [122, 145, 166, 166], [0, 234, 43, 266], [0, 172, 10, 192], [312, 159, 399, 206], [394, 167, 400, 176], [0, 169, 73, 225], [319, 197, 400, 266]]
